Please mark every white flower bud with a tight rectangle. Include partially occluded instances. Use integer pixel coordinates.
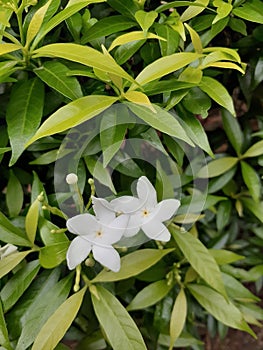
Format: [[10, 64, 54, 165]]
[[66, 173, 78, 185]]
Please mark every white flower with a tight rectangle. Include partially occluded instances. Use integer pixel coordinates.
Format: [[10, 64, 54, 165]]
[[0, 244, 18, 260], [66, 209, 128, 272], [93, 176, 180, 242]]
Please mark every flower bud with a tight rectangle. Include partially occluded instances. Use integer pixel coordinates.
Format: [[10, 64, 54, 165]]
[[66, 173, 78, 185]]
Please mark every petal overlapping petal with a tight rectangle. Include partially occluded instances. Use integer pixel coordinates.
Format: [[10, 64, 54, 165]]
[[93, 245, 121, 272], [97, 214, 129, 245], [66, 236, 92, 270], [66, 213, 99, 236], [141, 220, 171, 242], [123, 214, 141, 237], [111, 195, 141, 214], [91, 196, 116, 224], [137, 176, 157, 207], [152, 199, 180, 222]]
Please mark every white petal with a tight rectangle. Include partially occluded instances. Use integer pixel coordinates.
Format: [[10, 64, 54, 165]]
[[92, 196, 116, 224], [98, 214, 129, 244], [111, 196, 141, 214], [92, 245, 120, 272], [66, 213, 99, 236], [123, 214, 141, 237], [66, 236, 91, 270], [141, 220, 171, 242], [152, 199, 180, 222], [137, 176, 157, 208]]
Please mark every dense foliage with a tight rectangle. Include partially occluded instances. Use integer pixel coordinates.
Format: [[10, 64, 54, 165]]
[[0, 0, 263, 349]]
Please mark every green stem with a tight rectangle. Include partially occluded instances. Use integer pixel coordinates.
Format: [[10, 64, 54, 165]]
[[16, 5, 25, 45]]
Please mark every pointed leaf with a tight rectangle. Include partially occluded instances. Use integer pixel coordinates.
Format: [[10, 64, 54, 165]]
[[232, 0, 263, 24], [184, 23, 202, 53], [0, 300, 11, 350], [6, 170, 23, 217], [241, 161, 261, 202], [241, 198, 263, 223], [169, 288, 187, 349], [0, 43, 22, 56], [221, 108, 243, 155], [32, 287, 87, 350], [198, 157, 239, 178], [91, 285, 147, 350], [0, 251, 32, 279], [180, 0, 209, 21], [242, 140, 263, 158], [109, 31, 165, 51], [135, 10, 158, 31], [170, 226, 226, 297], [0, 211, 31, 247], [39, 242, 70, 268], [25, 198, 40, 244]]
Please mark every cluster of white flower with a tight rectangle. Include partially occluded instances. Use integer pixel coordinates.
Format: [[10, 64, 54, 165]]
[[66, 176, 180, 272]]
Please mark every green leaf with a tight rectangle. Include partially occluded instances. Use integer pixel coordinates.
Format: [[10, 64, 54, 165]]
[[241, 198, 263, 223], [126, 103, 194, 146], [228, 17, 247, 36], [197, 157, 239, 178], [25, 95, 118, 147], [0, 251, 32, 279], [15, 272, 73, 350], [242, 140, 263, 158], [32, 286, 87, 350], [212, 0, 232, 24], [91, 285, 147, 350], [180, 0, 209, 21], [221, 108, 243, 155], [107, 0, 141, 18], [7, 78, 44, 165], [182, 87, 211, 118], [169, 288, 187, 349], [209, 249, 244, 265], [200, 76, 235, 116], [114, 40, 145, 65], [38, 217, 69, 245], [34, 61, 82, 100], [158, 332, 203, 348], [184, 23, 202, 53], [130, 52, 201, 89], [0, 260, 40, 312], [127, 280, 172, 311], [232, 0, 263, 24], [32, 43, 134, 83], [0, 300, 11, 350], [135, 10, 158, 31], [216, 200, 232, 231], [109, 31, 165, 51], [81, 15, 136, 43], [25, 198, 40, 245], [25, 0, 52, 48], [0, 211, 31, 247], [6, 170, 24, 217], [143, 80, 194, 96], [188, 284, 256, 337], [241, 161, 261, 202], [155, 23, 180, 56], [92, 249, 174, 283], [170, 226, 226, 297], [0, 43, 22, 56], [39, 242, 70, 268]]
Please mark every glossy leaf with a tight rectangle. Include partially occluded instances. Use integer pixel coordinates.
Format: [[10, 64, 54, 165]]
[[0, 43, 22, 56], [241, 198, 263, 223], [109, 31, 165, 51], [158, 332, 203, 348], [127, 280, 172, 311], [242, 140, 263, 158], [39, 242, 70, 268], [216, 200, 232, 231], [221, 108, 243, 155], [34, 61, 83, 100], [143, 80, 194, 96], [135, 10, 158, 31], [0, 260, 40, 312], [170, 226, 226, 297], [91, 285, 147, 350], [209, 249, 244, 265], [180, 0, 209, 21], [0, 211, 31, 247], [32, 287, 87, 350], [6, 170, 23, 217], [212, 0, 232, 24], [241, 161, 261, 202], [38, 217, 69, 245], [200, 76, 235, 116], [184, 23, 202, 53], [126, 103, 194, 146], [25, 95, 118, 147], [92, 249, 174, 283], [232, 0, 263, 24], [155, 23, 180, 56], [7, 78, 44, 165], [169, 288, 187, 349], [188, 284, 256, 337], [32, 43, 134, 83], [124, 91, 154, 111], [0, 251, 32, 279], [25, 198, 40, 245], [107, 0, 141, 18], [197, 157, 239, 178], [0, 300, 11, 350], [130, 52, 201, 89], [114, 40, 145, 65]]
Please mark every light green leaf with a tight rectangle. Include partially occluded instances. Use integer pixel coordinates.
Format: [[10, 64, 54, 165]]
[[197, 157, 239, 178], [25, 198, 40, 245], [25, 0, 52, 48], [209, 249, 244, 265], [143, 80, 195, 96], [25, 95, 118, 147], [188, 284, 256, 337], [0, 260, 40, 312], [184, 23, 202, 53], [221, 108, 243, 155], [158, 332, 203, 348], [38, 217, 68, 245], [7, 78, 44, 165], [127, 280, 172, 311], [206, 61, 245, 74], [6, 170, 23, 217], [241, 198, 263, 223], [32, 287, 87, 350], [109, 31, 165, 51], [241, 161, 261, 202], [0, 251, 32, 279], [0, 43, 22, 56], [232, 0, 263, 24], [200, 76, 235, 115], [169, 288, 187, 350], [155, 23, 180, 56], [202, 47, 241, 63], [216, 200, 232, 231], [92, 249, 174, 283], [124, 90, 155, 111], [135, 10, 158, 31], [0, 147, 11, 155], [39, 242, 70, 268], [32, 43, 134, 83], [0, 300, 11, 350], [34, 61, 83, 100], [126, 103, 194, 146], [180, 0, 209, 21], [212, 0, 232, 24], [242, 140, 263, 158], [0, 211, 31, 247], [91, 285, 147, 350], [170, 226, 226, 297], [130, 52, 201, 89]]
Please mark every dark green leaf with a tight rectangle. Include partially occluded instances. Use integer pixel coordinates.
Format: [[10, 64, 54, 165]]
[[232, 0, 263, 24], [6, 170, 24, 217], [241, 161, 261, 202], [107, 0, 141, 18], [0, 299, 11, 350], [221, 109, 243, 155], [0, 211, 31, 247]]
